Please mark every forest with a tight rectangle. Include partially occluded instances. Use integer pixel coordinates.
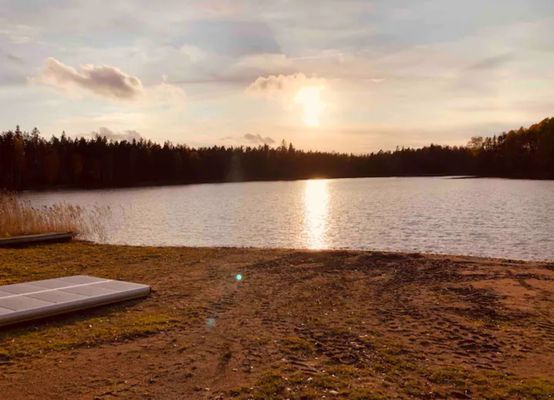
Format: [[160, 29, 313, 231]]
[[1, 117, 553, 190]]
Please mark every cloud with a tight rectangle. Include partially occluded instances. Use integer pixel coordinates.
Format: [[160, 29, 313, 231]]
[[247, 73, 328, 127], [220, 133, 276, 146], [246, 73, 326, 97], [0, 20, 38, 44], [467, 53, 514, 71], [83, 127, 142, 141], [31, 57, 143, 99], [5, 53, 23, 64], [146, 78, 187, 109], [180, 20, 280, 57], [234, 53, 293, 73], [243, 133, 275, 145]]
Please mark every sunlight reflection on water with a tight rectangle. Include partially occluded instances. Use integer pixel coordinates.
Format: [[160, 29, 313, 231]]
[[304, 179, 329, 249], [21, 177, 554, 261]]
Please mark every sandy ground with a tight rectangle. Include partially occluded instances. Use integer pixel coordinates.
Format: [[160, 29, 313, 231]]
[[0, 243, 552, 399]]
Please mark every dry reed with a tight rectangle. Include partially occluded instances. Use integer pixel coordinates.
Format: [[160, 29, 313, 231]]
[[0, 192, 107, 239]]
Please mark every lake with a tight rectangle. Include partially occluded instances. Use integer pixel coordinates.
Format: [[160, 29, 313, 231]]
[[22, 177, 554, 261]]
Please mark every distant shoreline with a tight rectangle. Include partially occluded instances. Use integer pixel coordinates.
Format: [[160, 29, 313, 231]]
[[3, 117, 553, 191], [14, 174, 553, 194]]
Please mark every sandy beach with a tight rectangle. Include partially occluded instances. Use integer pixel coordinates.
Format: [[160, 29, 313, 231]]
[[0, 243, 552, 399]]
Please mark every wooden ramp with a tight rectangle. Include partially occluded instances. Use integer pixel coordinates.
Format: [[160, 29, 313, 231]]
[[0, 232, 75, 247], [0, 276, 150, 327]]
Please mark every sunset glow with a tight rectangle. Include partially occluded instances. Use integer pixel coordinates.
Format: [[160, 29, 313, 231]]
[[294, 86, 325, 127], [2, 1, 552, 152], [1, 2, 553, 397]]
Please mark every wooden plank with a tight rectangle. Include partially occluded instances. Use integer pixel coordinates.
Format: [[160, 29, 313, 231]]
[[0, 232, 75, 247], [0, 276, 150, 327]]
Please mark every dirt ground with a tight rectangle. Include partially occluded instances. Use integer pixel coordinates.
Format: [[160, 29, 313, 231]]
[[0, 242, 552, 399]]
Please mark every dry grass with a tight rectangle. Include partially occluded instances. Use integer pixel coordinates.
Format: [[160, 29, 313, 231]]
[[0, 192, 106, 238], [0, 244, 552, 399]]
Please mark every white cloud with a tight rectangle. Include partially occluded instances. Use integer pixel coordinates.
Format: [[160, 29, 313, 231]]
[[31, 57, 144, 100]]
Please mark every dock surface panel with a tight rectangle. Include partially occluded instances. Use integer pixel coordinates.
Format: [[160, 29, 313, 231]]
[[0, 275, 150, 327]]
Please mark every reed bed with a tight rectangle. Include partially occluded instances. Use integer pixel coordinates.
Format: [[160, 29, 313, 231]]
[[0, 192, 106, 239]]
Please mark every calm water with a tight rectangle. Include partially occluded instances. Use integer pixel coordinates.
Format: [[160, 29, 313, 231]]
[[23, 177, 554, 261]]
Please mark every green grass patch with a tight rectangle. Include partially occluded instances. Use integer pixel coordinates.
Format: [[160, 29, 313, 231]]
[[0, 309, 176, 359], [348, 387, 388, 400], [280, 336, 316, 355]]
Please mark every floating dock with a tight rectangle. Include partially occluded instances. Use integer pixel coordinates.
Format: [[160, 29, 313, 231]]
[[0, 275, 151, 327], [0, 232, 76, 247]]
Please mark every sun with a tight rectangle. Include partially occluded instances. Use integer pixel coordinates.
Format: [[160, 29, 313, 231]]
[[294, 85, 324, 127]]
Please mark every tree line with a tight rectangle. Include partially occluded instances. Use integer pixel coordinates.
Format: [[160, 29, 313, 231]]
[[1, 117, 553, 190]]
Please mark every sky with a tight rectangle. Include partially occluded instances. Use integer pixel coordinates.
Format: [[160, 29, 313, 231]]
[[1, 0, 553, 153]]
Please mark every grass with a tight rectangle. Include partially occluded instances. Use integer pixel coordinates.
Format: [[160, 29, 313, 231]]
[[280, 336, 316, 355], [0, 306, 176, 360], [1, 242, 552, 399], [0, 192, 106, 239], [0, 242, 181, 360], [229, 364, 389, 400], [505, 378, 554, 400]]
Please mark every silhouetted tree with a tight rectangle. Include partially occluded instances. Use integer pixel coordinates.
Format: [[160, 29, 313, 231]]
[[0, 117, 552, 190]]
